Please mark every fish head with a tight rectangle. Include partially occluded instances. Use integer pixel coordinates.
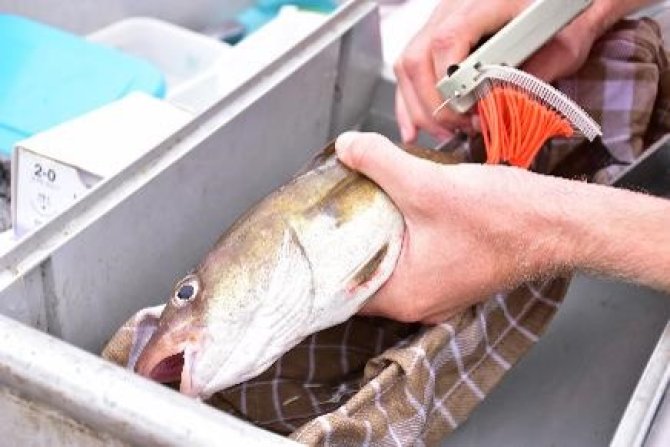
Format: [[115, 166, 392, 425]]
[[132, 272, 211, 395], [134, 218, 315, 399]]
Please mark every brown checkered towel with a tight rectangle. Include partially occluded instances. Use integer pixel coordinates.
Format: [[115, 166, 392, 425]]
[[102, 17, 669, 447], [217, 279, 567, 446], [547, 18, 670, 182]]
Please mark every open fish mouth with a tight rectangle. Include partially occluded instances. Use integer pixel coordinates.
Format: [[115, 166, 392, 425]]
[[136, 345, 203, 397], [146, 351, 184, 383], [135, 332, 188, 378], [134, 330, 206, 397]]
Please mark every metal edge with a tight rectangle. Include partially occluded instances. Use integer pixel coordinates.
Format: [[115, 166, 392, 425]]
[[610, 322, 670, 447], [0, 312, 298, 446], [612, 134, 670, 187], [327, 5, 382, 137], [0, 0, 378, 289], [0, 1, 379, 443]]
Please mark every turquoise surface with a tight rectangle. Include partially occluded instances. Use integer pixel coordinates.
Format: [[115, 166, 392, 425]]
[[0, 14, 166, 157]]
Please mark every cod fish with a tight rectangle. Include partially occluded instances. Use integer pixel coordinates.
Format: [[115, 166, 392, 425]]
[[103, 141, 459, 399]]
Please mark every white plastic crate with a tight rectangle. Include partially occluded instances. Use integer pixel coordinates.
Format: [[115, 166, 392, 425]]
[[87, 17, 232, 100]]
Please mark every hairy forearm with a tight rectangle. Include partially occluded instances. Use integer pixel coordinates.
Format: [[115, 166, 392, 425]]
[[529, 0, 667, 285], [545, 180, 670, 292]]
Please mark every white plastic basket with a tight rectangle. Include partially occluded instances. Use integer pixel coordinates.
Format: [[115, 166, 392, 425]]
[[87, 17, 232, 103]]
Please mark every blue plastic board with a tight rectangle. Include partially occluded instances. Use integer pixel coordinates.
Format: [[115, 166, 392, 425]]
[[0, 14, 166, 157]]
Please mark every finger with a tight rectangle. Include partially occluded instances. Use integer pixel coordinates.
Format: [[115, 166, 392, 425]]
[[471, 113, 481, 133], [429, 11, 513, 130], [431, 2, 520, 75], [433, 104, 473, 133], [359, 283, 417, 323], [358, 295, 405, 320], [335, 132, 431, 209], [395, 59, 452, 140], [395, 90, 416, 143], [357, 295, 388, 318], [397, 51, 456, 136]]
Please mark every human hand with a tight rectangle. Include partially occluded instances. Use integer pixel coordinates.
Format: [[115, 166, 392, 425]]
[[394, 0, 610, 143], [335, 132, 574, 323]]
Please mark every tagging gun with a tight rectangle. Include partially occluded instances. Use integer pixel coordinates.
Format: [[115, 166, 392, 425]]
[[434, 0, 602, 168]]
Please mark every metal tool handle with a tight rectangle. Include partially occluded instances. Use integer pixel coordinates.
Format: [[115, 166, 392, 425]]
[[436, 0, 592, 113]]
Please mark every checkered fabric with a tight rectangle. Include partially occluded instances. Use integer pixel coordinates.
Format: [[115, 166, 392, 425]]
[[210, 278, 568, 446], [541, 18, 670, 183], [102, 16, 669, 447]]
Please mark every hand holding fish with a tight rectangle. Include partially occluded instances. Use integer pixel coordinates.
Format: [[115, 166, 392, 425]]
[[104, 136, 422, 398], [335, 131, 670, 323], [395, 0, 654, 142], [104, 129, 669, 400]]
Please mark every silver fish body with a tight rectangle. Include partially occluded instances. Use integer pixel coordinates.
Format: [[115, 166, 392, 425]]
[[131, 143, 407, 398]]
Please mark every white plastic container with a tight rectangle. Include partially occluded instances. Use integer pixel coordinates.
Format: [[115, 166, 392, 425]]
[[12, 93, 192, 237], [87, 10, 330, 114], [87, 17, 232, 108], [168, 6, 330, 114]]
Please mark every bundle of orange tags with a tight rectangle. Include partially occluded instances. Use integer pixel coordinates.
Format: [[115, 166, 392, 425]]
[[440, 64, 601, 169], [434, 0, 602, 168], [478, 83, 575, 168]]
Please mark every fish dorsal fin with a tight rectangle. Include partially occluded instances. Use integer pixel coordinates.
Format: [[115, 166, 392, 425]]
[[400, 143, 465, 165], [294, 141, 338, 177], [295, 138, 465, 179]]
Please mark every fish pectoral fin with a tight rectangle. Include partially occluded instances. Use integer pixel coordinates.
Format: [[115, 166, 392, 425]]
[[101, 304, 165, 369], [349, 243, 389, 289], [401, 142, 465, 165]]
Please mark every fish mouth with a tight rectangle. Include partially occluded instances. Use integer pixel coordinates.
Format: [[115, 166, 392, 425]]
[[135, 339, 206, 398], [144, 351, 184, 383], [135, 343, 186, 384]]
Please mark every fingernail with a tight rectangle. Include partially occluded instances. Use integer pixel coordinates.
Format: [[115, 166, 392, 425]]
[[401, 125, 418, 143], [335, 131, 360, 152], [471, 115, 481, 132], [399, 123, 411, 143]]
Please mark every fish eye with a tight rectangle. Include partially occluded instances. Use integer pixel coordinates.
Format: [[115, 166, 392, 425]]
[[177, 284, 194, 300], [174, 276, 199, 304]]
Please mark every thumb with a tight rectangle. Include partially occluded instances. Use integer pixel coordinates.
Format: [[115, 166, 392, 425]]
[[335, 132, 420, 209]]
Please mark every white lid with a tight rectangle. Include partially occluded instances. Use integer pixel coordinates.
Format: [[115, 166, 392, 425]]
[[16, 93, 193, 178]]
